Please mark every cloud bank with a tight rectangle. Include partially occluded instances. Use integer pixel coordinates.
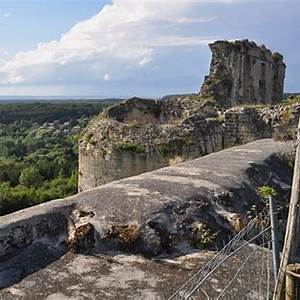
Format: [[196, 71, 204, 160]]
[[0, 0, 220, 92], [3, 0, 285, 95]]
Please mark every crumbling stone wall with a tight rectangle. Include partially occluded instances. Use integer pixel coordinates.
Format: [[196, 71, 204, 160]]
[[79, 99, 300, 191], [223, 107, 272, 148], [78, 40, 289, 191], [79, 96, 223, 191], [224, 102, 300, 148], [79, 148, 169, 191], [200, 40, 286, 107], [1, 140, 294, 261]]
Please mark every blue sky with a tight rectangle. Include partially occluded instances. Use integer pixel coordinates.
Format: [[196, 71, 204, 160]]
[[0, 0, 299, 98]]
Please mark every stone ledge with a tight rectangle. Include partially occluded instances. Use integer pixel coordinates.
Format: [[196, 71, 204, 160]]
[[0, 139, 293, 261], [0, 139, 293, 298]]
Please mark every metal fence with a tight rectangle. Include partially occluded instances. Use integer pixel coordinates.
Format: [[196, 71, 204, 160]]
[[169, 213, 274, 299]]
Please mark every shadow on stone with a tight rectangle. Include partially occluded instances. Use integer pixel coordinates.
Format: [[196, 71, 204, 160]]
[[0, 242, 67, 289]]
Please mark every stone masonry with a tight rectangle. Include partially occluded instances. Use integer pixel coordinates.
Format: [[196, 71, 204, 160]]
[[79, 98, 300, 192], [78, 95, 223, 191], [78, 40, 289, 191], [200, 40, 286, 107], [0, 140, 294, 299], [0, 40, 295, 299]]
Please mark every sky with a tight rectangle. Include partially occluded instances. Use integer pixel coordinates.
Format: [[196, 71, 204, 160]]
[[0, 0, 299, 98]]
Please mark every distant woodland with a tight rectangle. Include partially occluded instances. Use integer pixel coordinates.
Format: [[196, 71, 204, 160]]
[[0, 100, 118, 215]]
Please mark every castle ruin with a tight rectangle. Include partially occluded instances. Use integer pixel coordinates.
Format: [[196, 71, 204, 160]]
[[0, 40, 298, 299], [201, 40, 286, 107], [78, 40, 288, 192]]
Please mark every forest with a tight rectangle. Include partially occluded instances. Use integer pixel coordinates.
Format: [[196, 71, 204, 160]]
[[0, 100, 118, 216]]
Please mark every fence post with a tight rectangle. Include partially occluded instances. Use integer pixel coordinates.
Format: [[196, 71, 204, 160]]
[[285, 264, 296, 300], [274, 118, 300, 300], [269, 195, 280, 278]]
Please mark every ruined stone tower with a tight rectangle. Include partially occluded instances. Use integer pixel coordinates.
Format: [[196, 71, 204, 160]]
[[200, 40, 286, 107], [78, 40, 287, 192]]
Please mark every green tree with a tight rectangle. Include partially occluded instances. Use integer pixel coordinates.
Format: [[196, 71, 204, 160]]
[[19, 167, 43, 188], [0, 159, 21, 186]]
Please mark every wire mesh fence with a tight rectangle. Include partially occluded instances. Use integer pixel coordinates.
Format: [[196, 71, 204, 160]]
[[169, 213, 274, 299]]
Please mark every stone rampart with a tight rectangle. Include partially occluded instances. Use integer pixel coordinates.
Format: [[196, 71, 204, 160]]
[[0, 139, 293, 296], [79, 98, 300, 191], [0, 139, 293, 261], [78, 40, 287, 191], [224, 102, 300, 147], [78, 95, 223, 191]]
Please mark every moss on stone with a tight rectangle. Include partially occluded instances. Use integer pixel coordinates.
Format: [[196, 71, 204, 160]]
[[157, 144, 171, 157], [109, 224, 141, 245], [86, 132, 96, 145], [192, 224, 218, 249], [89, 139, 96, 146], [182, 136, 194, 147], [282, 109, 292, 124], [68, 223, 95, 253], [217, 114, 225, 123], [237, 103, 270, 109], [118, 142, 146, 153], [282, 95, 300, 106]]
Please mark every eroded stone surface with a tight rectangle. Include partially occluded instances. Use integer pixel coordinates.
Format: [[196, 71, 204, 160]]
[[0, 244, 274, 299], [78, 97, 300, 191], [78, 95, 221, 191], [224, 101, 300, 147], [0, 140, 293, 260], [0, 204, 72, 262], [0, 139, 293, 298]]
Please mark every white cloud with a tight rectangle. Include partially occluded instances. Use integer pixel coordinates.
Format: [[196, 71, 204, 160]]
[[174, 16, 218, 24], [0, 0, 219, 87], [3, 13, 11, 18], [103, 73, 111, 81]]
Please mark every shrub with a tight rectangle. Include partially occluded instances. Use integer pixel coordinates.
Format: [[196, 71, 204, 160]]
[[118, 142, 146, 153], [19, 167, 43, 188]]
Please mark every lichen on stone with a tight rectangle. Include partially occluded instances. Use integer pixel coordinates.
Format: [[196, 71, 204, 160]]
[[108, 224, 141, 246], [68, 223, 95, 253]]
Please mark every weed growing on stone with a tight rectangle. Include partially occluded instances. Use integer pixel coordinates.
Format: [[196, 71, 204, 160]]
[[258, 186, 278, 199], [118, 142, 146, 153]]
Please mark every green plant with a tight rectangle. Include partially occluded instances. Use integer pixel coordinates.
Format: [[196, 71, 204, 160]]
[[19, 167, 43, 188], [127, 123, 142, 130], [89, 139, 96, 146], [0, 100, 112, 216], [282, 95, 300, 106], [157, 143, 171, 156], [258, 186, 277, 199], [86, 132, 94, 142], [193, 225, 218, 249], [217, 114, 225, 123], [118, 142, 146, 153], [182, 136, 193, 147], [282, 109, 292, 124]]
